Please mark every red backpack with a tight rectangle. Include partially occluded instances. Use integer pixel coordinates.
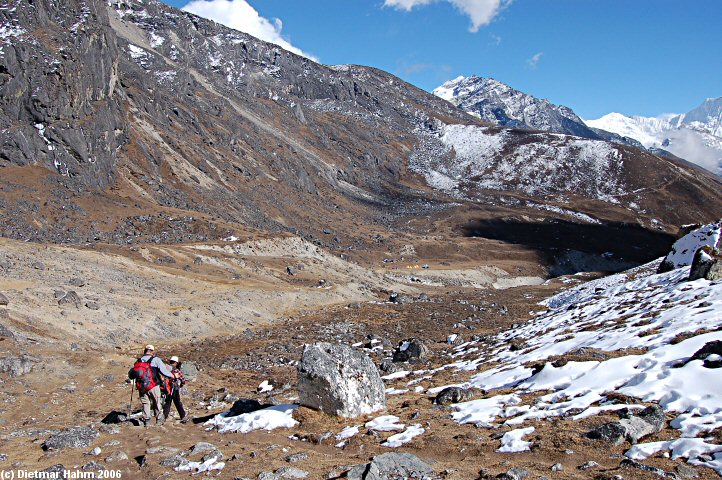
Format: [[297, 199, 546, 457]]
[[128, 357, 158, 393]]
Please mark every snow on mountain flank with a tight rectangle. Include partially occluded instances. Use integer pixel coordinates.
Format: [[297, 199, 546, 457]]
[[410, 122, 626, 203], [433, 75, 610, 141], [395, 222, 722, 474]]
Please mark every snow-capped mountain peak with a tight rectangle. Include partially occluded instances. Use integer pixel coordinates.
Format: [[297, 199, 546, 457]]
[[586, 98, 722, 176]]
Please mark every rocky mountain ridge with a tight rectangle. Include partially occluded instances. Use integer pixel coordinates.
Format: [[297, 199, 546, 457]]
[[0, 0, 720, 255], [433, 75, 642, 148]]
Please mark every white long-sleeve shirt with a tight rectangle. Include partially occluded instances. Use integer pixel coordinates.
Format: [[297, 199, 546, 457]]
[[139, 354, 173, 378]]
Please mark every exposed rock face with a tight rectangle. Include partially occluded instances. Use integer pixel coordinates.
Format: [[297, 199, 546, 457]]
[[42, 426, 99, 450], [346, 453, 436, 480], [689, 341, 722, 368], [587, 405, 665, 445], [0, 0, 126, 187], [297, 343, 385, 418]]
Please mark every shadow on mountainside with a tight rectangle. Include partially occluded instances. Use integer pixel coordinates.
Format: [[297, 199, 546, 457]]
[[460, 218, 677, 276]]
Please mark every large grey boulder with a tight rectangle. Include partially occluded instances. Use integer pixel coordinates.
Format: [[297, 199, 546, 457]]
[[181, 361, 200, 381], [346, 453, 436, 480], [297, 343, 385, 418], [42, 426, 99, 450], [587, 405, 665, 445]]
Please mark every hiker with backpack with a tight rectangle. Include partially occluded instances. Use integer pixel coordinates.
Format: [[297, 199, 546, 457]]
[[128, 344, 177, 427], [162, 355, 188, 423]]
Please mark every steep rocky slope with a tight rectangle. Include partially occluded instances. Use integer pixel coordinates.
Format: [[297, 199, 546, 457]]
[[0, 0, 721, 258]]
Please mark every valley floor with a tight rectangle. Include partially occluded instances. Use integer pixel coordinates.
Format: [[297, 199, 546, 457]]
[[0, 235, 719, 480]]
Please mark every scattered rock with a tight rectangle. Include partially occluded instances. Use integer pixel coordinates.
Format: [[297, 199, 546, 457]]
[[0, 293, 8, 306], [378, 360, 401, 374], [85, 301, 100, 311], [346, 453, 436, 480], [688, 341, 722, 368], [0, 355, 34, 376], [0, 454, 7, 462], [81, 461, 105, 472], [498, 467, 529, 480], [675, 463, 699, 479], [40, 465, 66, 477], [284, 452, 309, 463], [287, 266, 296, 275], [275, 467, 309, 478], [389, 293, 414, 304], [68, 277, 86, 287], [587, 405, 665, 444], [297, 343, 386, 418], [89, 447, 102, 456], [191, 441, 223, 461], [105, 451, 128, 462], [58, 291, 82, 308], [32, 261, 45, 270], [620, 459, 677, 478], [578, 461, 599, 470], [42, 426, 99, 450], [159, 454, 188, 468], [434, 387, 474, 405], [551, 463, 563, 472], [392, 338, 428, 363], [0, 324, 14, 338]]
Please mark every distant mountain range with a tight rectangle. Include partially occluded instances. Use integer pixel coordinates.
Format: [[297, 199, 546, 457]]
[[434, 76, 721, 176], [585, 97, 722, 176]]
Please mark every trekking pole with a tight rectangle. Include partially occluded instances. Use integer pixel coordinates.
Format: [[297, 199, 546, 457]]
[[128, 379, 135, 416]]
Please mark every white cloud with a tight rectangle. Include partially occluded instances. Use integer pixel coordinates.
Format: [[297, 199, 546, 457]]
[[384, 0, 510, 32], [526, 51, 543, 69], [182, 0, 316, 60]]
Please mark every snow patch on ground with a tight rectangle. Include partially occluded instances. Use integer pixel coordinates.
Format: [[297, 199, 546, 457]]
[[365, 415, 405, 432], [497, 427, 535, 453], [381, 424, 425, 448], [205, 404, 298, 434]]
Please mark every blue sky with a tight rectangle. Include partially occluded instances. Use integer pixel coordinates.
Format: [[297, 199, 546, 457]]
[[162, 1, 721, 119]]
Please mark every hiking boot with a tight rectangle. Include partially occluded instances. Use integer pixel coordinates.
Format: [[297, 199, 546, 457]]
[[141, 418, 149, 428], [179, 416, 189, 424], [156, 414, 165, 425]]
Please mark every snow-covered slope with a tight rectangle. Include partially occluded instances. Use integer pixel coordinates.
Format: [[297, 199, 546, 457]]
[[410, 123, 625, 203], [586, 98, 722, 176], [375, 223, 722, 474]]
